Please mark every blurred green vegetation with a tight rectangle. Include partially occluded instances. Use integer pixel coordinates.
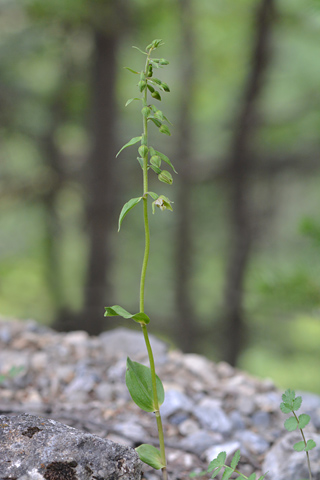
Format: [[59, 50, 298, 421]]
[[1, 0, 320, 393]]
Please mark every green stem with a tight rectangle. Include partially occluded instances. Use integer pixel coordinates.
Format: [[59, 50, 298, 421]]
[[293, 412, 313, 480], [139, 51, 168, 480]]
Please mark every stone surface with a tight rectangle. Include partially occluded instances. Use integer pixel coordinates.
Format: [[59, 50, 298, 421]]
[[1, 319, 320, 479], [0, 413, 142, 480]]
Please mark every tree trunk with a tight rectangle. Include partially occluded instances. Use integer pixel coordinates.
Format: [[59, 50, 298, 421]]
[[221, 0, 276, 365], [173, 0, 198, 352]]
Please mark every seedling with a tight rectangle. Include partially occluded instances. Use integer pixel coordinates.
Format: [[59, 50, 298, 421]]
[[105, 39, 175, 480], [191, 389, 317, 480]]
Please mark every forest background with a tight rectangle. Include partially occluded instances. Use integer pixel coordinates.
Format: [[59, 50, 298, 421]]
[[1, 0, 320, 393]]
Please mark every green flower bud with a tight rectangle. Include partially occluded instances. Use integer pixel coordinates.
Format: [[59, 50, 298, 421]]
[[138, 80, 147, 92], [147, 65, 153, 77], [154, 110, 164, 121], [150, 155, 161, 168], [147, 84, 155, 93], [159, 59, 169, 65], [138, 145, 149, 158], [152, 195, 173, 214], [141, 106, 151, 118], [160, 82, 170, 92], [151, 91, 161, 101], [158, 170, 173, 185], [159, 124, 171, 136]]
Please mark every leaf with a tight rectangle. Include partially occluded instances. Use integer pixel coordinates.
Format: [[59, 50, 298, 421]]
[[211, 467, 222, 478], [116, 136, 142, 157], [280, 402, 292, 414], [126, 358, 165, 412], [132, 46, 147, 55], [136, 444, 165, 470], [282, 389, 295, 404], [222, 467, 234, 480], [208, 452, 226, 471], [293, 396, 302, 411], [159, 124, 171, 136], [104, 305, 150, 325], [257, 473, 268, 480], [305, 439, 317, 451], [149, 117, 162, 128], [294, 441, 305, 452], [247, 474, 256, 480], [298, 413, 310, 429], [154, 149, 177, 173], [146, 191, 159, 200], [230, 450, 241, 470], [124, 67, 140, 74], [118, 197, 142, 231], [125, 97, 140, 106], [284, 416, 298, 432]]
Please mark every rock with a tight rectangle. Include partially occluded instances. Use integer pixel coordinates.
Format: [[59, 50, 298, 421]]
[[263, 431, 320, 480], [0, 413, 142, 480], [99, 327, 168, 362], [160, 389, 194, 418], [194, 397, 232, 434]]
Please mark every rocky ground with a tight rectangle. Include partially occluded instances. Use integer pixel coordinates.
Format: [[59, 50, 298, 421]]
[[1, 318, 320, 480]]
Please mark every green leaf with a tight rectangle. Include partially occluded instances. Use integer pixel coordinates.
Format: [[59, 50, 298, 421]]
[[257, 473, 268, 480], [151, 165, 162, 175], [125, 98, 140, 107], [104, 305, 150, 325], [222, 467, 234, 480], [280, 402, 292, 414], [151, 91, 161, 101], [136, 444, 165, 470], [132, 46, 147, 55], [116, 136, 142, 157], [137, 157, 144, 169], [124, 67, 139, 74], [293, 396, 302, 411], [208, 452, 226, 472], [149, 117, 162, 128], [146, 191, 159, 200], [298, 413, 310, 429], [248, 474, 256, 480], [294, 441, 305, 452], [305, 439, 317, 451], [211, 467, 222, 478], [118, 197, 142, 231], [230, 450, 241, 470], [282, 389, 295, 404], [284, 416, 298, 432], [154, 149, 177, 173], [126, 358, 165, 412]]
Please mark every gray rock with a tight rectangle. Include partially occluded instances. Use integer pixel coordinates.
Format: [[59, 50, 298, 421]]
[[263, 431, 320, 480], [203, 440, 241, 464], [194, 398, 232, 434], [100, 327, 168, 362], [235, 430, 270, 455], [181, 430, 224, 456], [0, 413, 142, 480], [160, 389, 194, 418]]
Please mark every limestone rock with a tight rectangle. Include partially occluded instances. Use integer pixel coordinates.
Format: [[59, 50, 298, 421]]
[[0, 413, 142, 480]]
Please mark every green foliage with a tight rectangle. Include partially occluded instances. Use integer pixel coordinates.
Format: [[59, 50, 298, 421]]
[[136, 444, 165, 470], [104, 305, 150, 325], [126, 358, 165, 412]]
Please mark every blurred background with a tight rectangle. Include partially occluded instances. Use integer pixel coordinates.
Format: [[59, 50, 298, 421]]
[[1, 0, 320, 392]]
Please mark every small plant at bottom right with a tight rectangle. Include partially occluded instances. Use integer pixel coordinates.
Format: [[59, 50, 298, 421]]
[[190, 389, 317, 480]]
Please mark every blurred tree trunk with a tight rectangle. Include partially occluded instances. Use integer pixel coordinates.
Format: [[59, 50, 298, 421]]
[[221, 0, 276, 365], [76, 28, 119, 334], [173, 0, 197, 352]]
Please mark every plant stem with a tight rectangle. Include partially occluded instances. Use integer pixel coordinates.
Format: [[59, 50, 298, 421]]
[[139, 52, 168, 480], [293, 412, 313, 480]]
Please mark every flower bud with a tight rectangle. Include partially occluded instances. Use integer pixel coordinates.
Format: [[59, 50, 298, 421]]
[[138, 145, 149, 158], [151, 91, 161, 101], [158, 170, 173, 185], [150, 155, 161, 168], [160, 82, 170, 92], [141, 106, 151, 118], [138, 80, 147, 92], [159, 125, 171, 136]]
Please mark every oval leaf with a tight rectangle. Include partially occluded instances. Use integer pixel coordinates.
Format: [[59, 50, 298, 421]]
[[294, 440, 305, 452], [222, 467, 234, 480], [125, 97, 140, 106], [305, 439, 317, 451], [116, 136, 142, 158], [284, 416, 298, 432], [104, 305, 150, 325], [298, 413, 310, 429], [293, 396, 302, 411], [118, 197, 142, 231], [230, 449, 241, 470], [126, 358, 164, 412], [135, 444, 165, 470]]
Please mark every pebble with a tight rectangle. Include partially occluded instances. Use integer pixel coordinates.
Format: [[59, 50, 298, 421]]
[[1, 319, 320, 480]]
